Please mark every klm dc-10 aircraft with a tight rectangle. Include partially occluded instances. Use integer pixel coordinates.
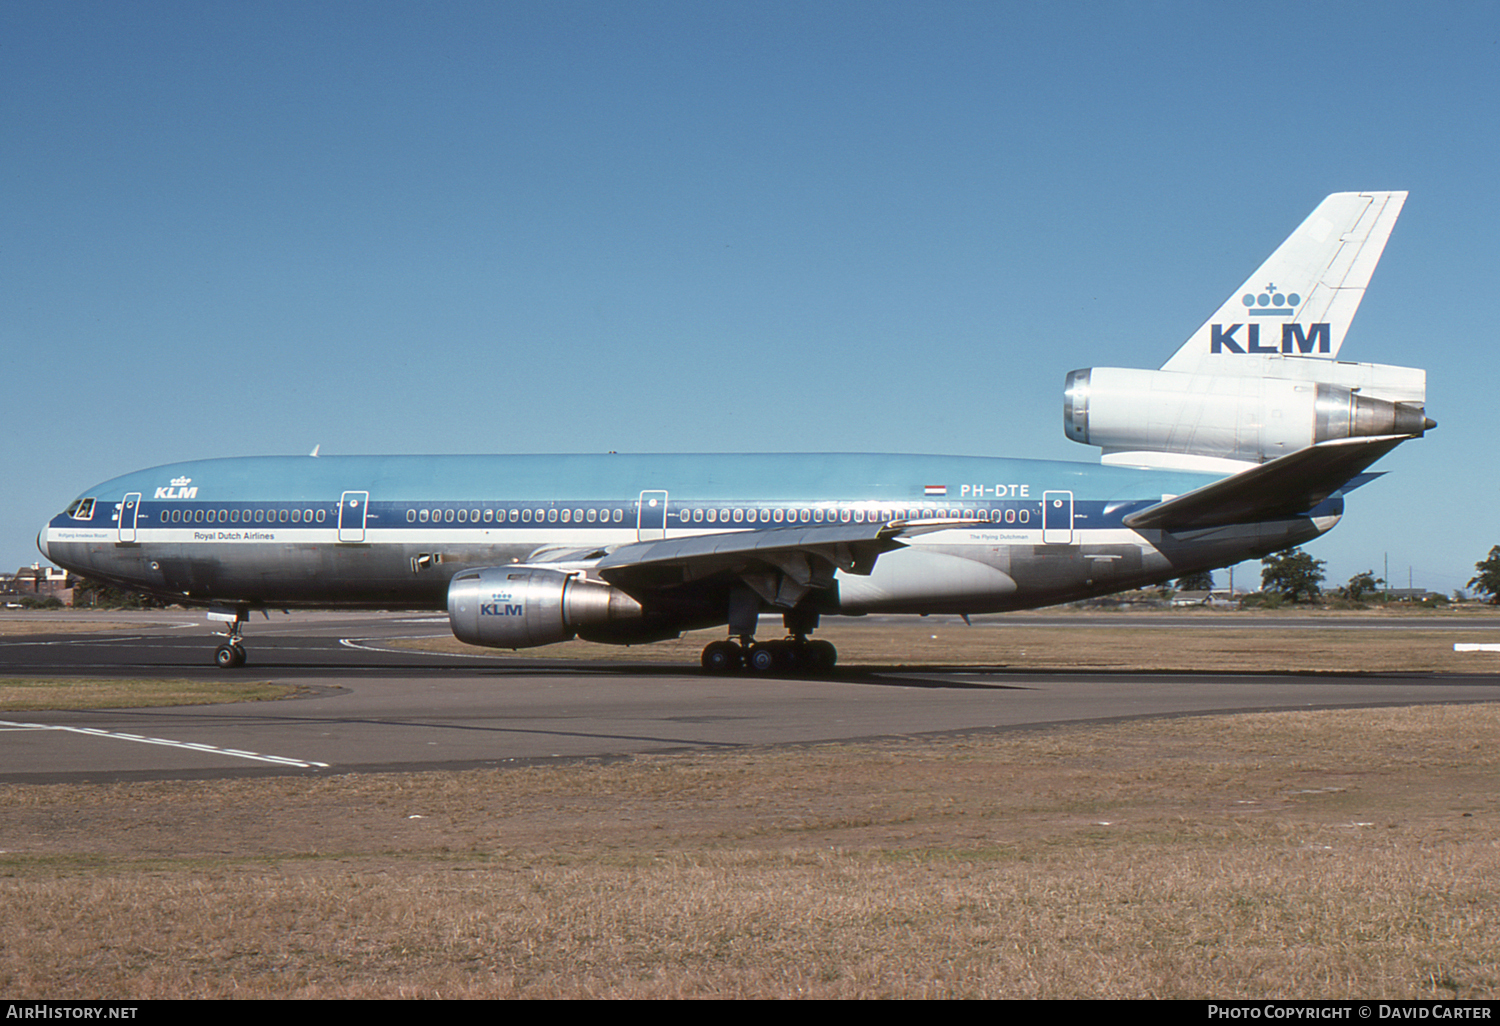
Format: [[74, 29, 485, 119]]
[[40, 192, 1432, 672]]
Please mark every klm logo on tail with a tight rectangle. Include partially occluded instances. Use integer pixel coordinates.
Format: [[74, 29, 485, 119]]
[[1162, 192, 1407, 374], [1211, 322, 1331, 355]]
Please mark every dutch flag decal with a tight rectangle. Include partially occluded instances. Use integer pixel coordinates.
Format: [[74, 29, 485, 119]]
[[924, 485, 947, 497]]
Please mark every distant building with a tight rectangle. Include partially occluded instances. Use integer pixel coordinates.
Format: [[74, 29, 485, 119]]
[[1171, 589, 1236, 608], [1, 564, 75, 605]]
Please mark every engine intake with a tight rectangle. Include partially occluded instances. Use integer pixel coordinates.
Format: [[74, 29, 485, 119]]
[[447, 566, 645, 649]]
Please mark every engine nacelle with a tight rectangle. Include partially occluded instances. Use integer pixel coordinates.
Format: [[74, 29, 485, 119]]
[[447, 565, 645, 649], [1064, 367, 1431, 464]]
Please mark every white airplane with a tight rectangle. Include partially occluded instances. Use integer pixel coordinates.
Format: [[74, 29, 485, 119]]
[[40, 192, 1430, 672]]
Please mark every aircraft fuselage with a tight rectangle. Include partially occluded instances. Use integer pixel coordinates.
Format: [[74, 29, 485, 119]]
[[39, 450, 1330, 617]]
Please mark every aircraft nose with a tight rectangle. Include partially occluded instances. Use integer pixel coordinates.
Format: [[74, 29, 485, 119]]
[[36, 528, 50, 561]]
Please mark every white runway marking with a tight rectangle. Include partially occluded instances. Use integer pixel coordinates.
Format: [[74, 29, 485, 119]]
[[339, 635, 476, 656], [0, 720, 330, 769]]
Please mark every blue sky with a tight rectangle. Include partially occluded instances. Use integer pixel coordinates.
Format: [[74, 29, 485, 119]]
[[5, 1, 1497, 595]]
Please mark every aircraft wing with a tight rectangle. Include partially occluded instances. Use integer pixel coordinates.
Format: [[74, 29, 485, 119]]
[[1122, 435, 1410, 531], [594, 518, 978, 608]]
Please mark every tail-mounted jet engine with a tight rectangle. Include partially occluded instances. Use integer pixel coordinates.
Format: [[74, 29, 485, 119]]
[[447, 566, 646, 649], [1063, 367, 1433, 465]]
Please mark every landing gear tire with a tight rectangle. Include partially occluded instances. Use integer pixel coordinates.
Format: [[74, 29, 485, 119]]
[[804, 639, 838, 672], [702, 640, 743, 674], [214, 643, 246, 669], [745, 642, 781, 675]]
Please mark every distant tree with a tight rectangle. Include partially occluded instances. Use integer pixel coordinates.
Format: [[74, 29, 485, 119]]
[[1261, 548, 1326, 603], [1175, 571, 1215, 591], [1468, 546, 1500, 604], [1341, 570, 1383, 602], [71, 577, 166, 610]]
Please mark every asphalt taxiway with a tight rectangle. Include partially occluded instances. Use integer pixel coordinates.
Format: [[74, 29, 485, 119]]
[[4, 611, 1500, 783]]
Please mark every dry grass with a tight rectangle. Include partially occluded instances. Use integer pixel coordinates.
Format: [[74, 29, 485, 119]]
[[0, 678, 301, 711], [1, 705, 1497, 998], [0, 619, 150, 636], [390, 617, 1500, 674]]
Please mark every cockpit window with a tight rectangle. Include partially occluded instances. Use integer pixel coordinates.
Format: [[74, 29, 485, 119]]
[[66, 498, 96, 520]]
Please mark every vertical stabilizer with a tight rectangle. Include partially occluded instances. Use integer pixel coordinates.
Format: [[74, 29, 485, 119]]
[[1161, 191, 1406, 373]]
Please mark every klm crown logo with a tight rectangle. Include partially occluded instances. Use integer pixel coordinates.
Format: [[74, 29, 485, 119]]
[[1241, 283, 1301, 316]]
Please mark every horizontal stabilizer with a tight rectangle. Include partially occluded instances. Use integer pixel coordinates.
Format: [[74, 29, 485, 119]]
[[1122, 435, 1410, 531], [1338, 471, 1386, 494]]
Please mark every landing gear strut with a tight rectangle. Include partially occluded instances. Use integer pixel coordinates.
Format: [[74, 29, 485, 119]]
[[700, 609, 837, 676], [209, 606, 249, 669]]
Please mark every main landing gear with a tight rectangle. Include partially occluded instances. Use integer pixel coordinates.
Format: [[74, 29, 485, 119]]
[[700, 608, 837, 676], [701, 636, 838, 675], [209, 605, 249, 669]]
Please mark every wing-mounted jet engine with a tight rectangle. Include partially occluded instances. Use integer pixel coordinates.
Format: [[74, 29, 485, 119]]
[[447, 565, 660, 648]]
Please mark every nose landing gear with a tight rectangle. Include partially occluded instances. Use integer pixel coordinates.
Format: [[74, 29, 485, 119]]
[[209, 605, 249, 669]]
